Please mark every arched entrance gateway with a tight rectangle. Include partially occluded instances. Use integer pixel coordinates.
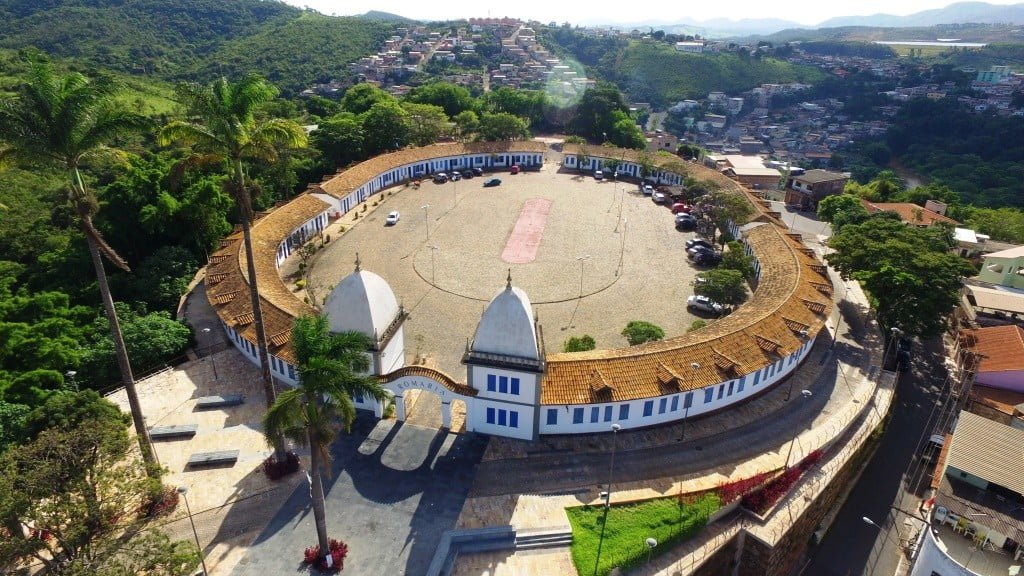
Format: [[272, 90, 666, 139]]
[[380, 366, 475, 430]]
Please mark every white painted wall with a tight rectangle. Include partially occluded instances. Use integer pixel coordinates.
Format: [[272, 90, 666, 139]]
[[468, 365, 540, 406], [380, 327, 406, 375], [538, 336, 815, 435], [908, 527, 977, 576], [466, 397, 536, 440]]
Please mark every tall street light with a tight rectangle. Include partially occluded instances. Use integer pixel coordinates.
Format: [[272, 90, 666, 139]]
[[784, 389, 813, 468], [178, 486, 208, 576], [593, 423, 621, 576], [576, 255, 591, 298], [201, 328, 218, 381], [421, 204, 431, 242], [427, 245, 439, 284], [678, 362, 700, 442], [863, 515, 901, 552]]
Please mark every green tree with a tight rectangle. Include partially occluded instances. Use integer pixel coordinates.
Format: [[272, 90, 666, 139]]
[[0, 401, 180, 574], [263, 315, 387, 560], [719, 241, 756, 280], [563, 335, 596, 352], [80, 304, 192, 386], [453, 110, 479, 141], [477, 112, 531, 141], [159, 75, 308, 463], [817, 193, 866, 224], [826, 215, 970, 337], [694, 269, 747, 307], [312, 112, 365, 169], [621, 320, 664, 345], [406, 82, 476, 117], [0, 52, 156, 469], [339, 83, 394, 115], [402, 102, 449, 146], [701, 190, 753, 243], [361, 100, 410, 155], [570, 83, 631, 142]]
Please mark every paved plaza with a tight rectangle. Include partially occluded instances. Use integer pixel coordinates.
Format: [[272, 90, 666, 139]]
[[305, 162, 708, 380]]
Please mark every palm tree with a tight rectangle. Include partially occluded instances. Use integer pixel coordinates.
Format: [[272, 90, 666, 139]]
[[0, 53, 156, 471], [159, 75, 307, 462], [263, 315, 387, 559]]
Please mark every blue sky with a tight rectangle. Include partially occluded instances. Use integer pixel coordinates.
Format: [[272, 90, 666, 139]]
[[280, 0, 1021, 27]]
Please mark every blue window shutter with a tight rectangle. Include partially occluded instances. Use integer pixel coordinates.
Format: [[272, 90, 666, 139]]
[[604, 406, 612, 421], [510, 411, 519, 428], [684, 392, 693, 409], [659, 398, 667, 413], [486, 407, 495, 424], [643, 401, 654, 417], [619, 405, 630, 420], [590, 407, 600, 423], [511, 378, 520, 395], [487, 374, 497, 392], [547, 409, 558, 425], [498, 410, 507, 426], [573, 408, 584, 424], [704, 389, 714, 404], [499, 376, 508, 393], [671, 396, 679, 411]]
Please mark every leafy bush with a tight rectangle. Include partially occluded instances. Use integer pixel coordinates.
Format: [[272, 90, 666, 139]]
[[621, 320, 664, 345], [566, 493, 720, 576], [140, 484, 179, 518], [716, 471, 775, 504], [741, 450, 823, 514], [303, 538, 349, 572], [687, 320, 707, 333], [564, 335, 596, 352], [262, 451, 300, 480]]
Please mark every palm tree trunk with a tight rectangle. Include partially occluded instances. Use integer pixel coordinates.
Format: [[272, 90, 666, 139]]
[[234, 160, 288, 462], [307, 426, 331, 560], [83, 223, 157, 474]]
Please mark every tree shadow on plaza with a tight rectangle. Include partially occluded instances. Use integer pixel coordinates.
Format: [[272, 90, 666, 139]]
[[237, 414, 487, 575]]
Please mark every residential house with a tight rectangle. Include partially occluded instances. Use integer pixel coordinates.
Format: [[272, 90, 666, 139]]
[[859, 200, 960, 228], [707, 154, 781, 189], [646, 132, 679, 153], [784, 169, 849, 210], [674, 42, 704, 53], [909, 411, 1024, 576], [959, 325, 1024, 393], [977, 246, 1024, 290]]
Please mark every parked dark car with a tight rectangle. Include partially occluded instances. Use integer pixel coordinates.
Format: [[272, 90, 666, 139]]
[[461, 169, 475, 179], [675, 213, 697, 231], [483, 178, 502, 187], [686, 238, 715, 251], [693, 252, 722, 266]]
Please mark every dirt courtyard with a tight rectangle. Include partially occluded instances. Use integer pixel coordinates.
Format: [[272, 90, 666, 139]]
[[307, 164, 707, 380]]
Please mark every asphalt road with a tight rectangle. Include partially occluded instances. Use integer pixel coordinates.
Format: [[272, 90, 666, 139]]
[[800, 336, 948, 576]]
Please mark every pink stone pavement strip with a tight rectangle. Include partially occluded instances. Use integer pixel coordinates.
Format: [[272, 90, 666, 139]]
[[501, 198, 553, 264]]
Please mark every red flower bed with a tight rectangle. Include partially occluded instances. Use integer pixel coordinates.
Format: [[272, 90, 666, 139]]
[[303, 539, 348, 572], [716, 471, 776, 504], [262, 451, 300, 480], [139, 485, 179, 518], [741, 450, 823, 515]]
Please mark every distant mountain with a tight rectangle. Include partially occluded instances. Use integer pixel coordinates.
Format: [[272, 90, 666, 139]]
[[818, 2, 1024, 28], [360, 10, 416, 23]]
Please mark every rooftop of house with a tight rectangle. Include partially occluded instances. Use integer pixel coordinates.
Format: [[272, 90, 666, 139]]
[[935, 474, 1024, 547], [985, 245, 1024, 259], [965, 281, 1024, 315], [791, 169, 848, 184], [859, 200, 961, 227], [970, 384, 1024, 419], [963, 325, 1024, 373], [945, 410, 1024, 496]]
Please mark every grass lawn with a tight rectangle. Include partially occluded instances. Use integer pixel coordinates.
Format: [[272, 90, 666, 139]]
[[566, 493, 720, 576]]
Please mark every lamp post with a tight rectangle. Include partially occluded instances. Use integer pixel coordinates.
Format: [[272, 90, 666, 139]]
[[576, 255, 591, 298], [64, 370, 78, 391], [784, 389, 813, 468], [178, 486, 208, 576], [678, 362, 700, 442], [863, 515, 901, 553], [427, 245, 439, 284], [201, 328, 218, 381], [645, 536, 657, 563], [592, 423, 621, 576], [421, 204, 431, 242], [784, 331, 810, 401]]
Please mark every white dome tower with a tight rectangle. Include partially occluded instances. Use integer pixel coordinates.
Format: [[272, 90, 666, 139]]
[[463, 271, 544, 441], [323, 254, 407, 375]]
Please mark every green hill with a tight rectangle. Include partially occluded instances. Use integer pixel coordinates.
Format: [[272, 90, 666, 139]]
[[0, 0, 393, 93], [610, 41, 827, 106]]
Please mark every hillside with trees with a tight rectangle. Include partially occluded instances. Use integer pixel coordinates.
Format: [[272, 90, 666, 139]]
[[0, 0, 392, 93]]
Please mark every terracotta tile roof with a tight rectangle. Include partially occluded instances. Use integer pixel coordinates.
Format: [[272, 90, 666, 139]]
[[540, 223, 832, 404], [860, 200, 960, 227], [970, 384, 1024, 417], [315, 141, 546, 199], [962, 324, 1024, 372], [207, 142, 832, 399]]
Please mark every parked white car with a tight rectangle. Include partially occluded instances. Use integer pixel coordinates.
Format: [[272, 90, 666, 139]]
[[687, 294, 724, 315], [385, 211, 400, 225]]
